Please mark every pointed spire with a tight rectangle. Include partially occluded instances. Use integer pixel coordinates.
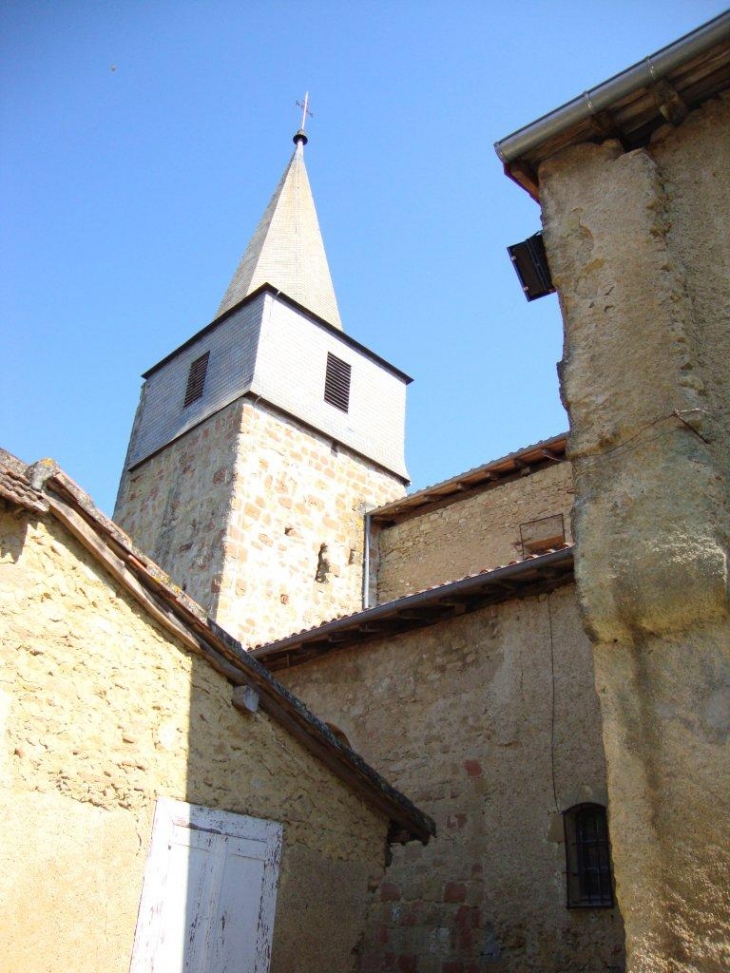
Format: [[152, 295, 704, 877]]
[[217, 125, 343, 330]]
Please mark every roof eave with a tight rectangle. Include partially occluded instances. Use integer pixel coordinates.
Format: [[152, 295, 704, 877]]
[[369, 432, 568, 525], [251, 547, 575, 669], [495, 11, 730, 198], [1, 452, 434, 845]]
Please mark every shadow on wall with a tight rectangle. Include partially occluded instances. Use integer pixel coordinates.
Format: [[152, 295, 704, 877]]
[[125, 652, 389, 973]]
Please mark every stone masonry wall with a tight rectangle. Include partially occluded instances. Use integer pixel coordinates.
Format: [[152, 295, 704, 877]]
[[115, 396, 405, 647], [375, 461, 573, 603], [277, 584, 625, 973], [217, 400, 405, 644], [115, 399, 242, 610], [540, 92, 730, 973], [0, 505, 389, 973]]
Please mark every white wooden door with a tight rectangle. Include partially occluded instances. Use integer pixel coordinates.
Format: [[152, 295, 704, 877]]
[[130, 799, 282, 973]]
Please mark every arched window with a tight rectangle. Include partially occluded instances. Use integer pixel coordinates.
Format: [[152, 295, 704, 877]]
[[563, 803, 614, 908]]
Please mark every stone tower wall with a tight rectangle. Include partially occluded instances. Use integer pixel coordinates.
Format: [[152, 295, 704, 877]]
[[216, 399, 405, 646], [115, 397, 405, 647], [115, 398, 243, 614]]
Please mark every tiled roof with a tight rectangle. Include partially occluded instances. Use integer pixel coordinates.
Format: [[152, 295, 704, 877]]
[[250, 545, 574, 671], [370, 432, 569, 524], [0, 450, 49, 513], [0, 448, 434, 845]]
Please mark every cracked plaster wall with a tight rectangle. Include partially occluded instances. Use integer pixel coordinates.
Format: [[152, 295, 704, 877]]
[[539, 92, 730, 973]]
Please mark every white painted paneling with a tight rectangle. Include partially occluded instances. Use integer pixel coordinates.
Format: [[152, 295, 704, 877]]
[[129, 295, 265, 467], [127, 290, 409, 478], [210, 837, 266, 972], [130, 799, 283, 973], [253, 295, 409, 478]]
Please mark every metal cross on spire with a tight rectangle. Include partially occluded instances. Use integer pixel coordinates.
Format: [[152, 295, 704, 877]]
[[296, 92, 313, 131]]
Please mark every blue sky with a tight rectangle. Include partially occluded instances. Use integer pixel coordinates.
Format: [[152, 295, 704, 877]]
[[2, 0, 726, 514]]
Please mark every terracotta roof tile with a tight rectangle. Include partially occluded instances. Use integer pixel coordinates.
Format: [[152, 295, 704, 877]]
[[371, 432, 569, 523], [0, 451, 48, 513]]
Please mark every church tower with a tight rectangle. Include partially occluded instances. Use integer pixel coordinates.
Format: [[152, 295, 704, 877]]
[[114, 124, 410, 645]]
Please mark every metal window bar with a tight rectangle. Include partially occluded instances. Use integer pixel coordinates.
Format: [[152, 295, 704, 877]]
[[324, 352, 351, 412], [184, 352, 210, 408], [565, 804, 614, 908]]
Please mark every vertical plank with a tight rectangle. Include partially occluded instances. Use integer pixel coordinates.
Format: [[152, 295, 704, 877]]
[[129, 799, 283, 973]]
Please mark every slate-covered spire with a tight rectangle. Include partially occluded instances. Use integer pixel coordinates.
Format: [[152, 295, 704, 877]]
[[217, 129, 343, 330]]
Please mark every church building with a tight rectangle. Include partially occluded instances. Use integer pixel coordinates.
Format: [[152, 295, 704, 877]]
[[3, 12, 728, 973], [113, 118, 625, 972], [114, 125, 410, 647]]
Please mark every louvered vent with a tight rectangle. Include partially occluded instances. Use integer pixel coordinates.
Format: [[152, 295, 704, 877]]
[[324, 352, 351, 412], [184, 352, 210, 407]]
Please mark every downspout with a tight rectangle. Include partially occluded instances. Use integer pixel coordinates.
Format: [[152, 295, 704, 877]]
[[362, 513, 372, 610]]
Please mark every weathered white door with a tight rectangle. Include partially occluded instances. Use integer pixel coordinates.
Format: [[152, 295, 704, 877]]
[[130, 799, 283, 973]]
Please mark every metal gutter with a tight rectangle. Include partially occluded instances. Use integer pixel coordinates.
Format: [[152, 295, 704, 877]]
[[495, 11, 730, 164]]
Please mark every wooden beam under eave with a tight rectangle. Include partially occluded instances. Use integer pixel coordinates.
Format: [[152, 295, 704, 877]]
[[589, 110, 630, 149], [434, 600, 468, 615], [541, 449, 563, 462], [504, 160, 540, 203], [652, 79, 689, 126]]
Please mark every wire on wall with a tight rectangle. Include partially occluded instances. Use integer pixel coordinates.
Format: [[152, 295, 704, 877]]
[[547, 593, 560, 814], [574, 408, 711, 466]]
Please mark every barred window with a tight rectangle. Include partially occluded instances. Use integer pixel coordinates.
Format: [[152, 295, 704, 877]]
[[564, 803, 614, 908], [324, 352, 351, 412], [184, 352, 210, 407]]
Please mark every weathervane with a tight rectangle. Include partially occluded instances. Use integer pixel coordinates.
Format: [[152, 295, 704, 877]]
[[296, 92, 313, 131]]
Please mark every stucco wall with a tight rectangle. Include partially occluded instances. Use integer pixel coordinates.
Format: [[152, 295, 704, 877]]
[[375, 461, 573, 603], [0, 505, 388, 973], [650, 93, 730, 486], [540, 91, 730, 972], [276, 584, 625, 973], [115, 397, 405, 646]]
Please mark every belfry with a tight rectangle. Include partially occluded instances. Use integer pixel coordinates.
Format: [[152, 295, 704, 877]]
[[114, 121, 411, 644]]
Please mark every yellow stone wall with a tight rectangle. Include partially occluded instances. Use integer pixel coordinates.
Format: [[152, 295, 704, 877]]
[[115, 397, 405, 647], [216, 399, 405, 645], [374, 461, 574, 603], [540, 92, 730, 973], [277, 585, 625, 973], [0, 505, 388, 973]]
